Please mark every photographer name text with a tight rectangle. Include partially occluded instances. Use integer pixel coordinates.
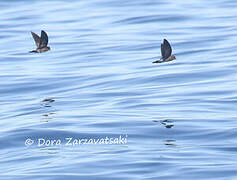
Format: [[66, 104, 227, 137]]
[[25, 135, 128, 147]]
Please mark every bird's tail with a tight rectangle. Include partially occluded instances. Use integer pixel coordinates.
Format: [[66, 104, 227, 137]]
[[152, 59, 163, 63], [29, 50, 37, 53]]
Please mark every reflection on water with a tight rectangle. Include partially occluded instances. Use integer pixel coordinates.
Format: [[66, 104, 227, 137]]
[[160, 119, 174, 129], [152, 119, 174, 129], [1, 0, 237, 179], [41, 112, 56, 123], [164, 140, 176, 146], [40, 98, 56, 123]]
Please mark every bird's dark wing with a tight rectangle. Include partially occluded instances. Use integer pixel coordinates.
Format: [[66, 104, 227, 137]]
[[39, 30, 48, 48], [161, 43, 165, 59], [31, 32, 40, 48], [162, 39, 172, 60]]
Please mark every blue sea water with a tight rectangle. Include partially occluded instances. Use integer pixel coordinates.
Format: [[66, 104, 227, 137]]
[[1, 0, 237, 179]]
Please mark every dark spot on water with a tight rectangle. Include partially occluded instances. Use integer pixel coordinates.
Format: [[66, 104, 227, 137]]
[[152, 119, 174, 128], [164, 140, 176, 146], [42, 98, 55, 103], [161, 119, 174, 129]]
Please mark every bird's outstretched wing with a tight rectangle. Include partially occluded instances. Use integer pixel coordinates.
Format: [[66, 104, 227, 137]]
[[31, 32, 40, 48], [39, 30, 48, 48], [162, 39, 172, 60], [161, 43, 165, 59]]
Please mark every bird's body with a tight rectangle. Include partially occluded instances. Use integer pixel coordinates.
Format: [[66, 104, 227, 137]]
[[30, 30, 50, 53], [153, 39, 175, 63], [30, 47, 50, 53]]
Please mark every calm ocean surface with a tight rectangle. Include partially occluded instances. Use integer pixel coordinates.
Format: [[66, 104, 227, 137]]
[[1, 0, 237, 179]]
